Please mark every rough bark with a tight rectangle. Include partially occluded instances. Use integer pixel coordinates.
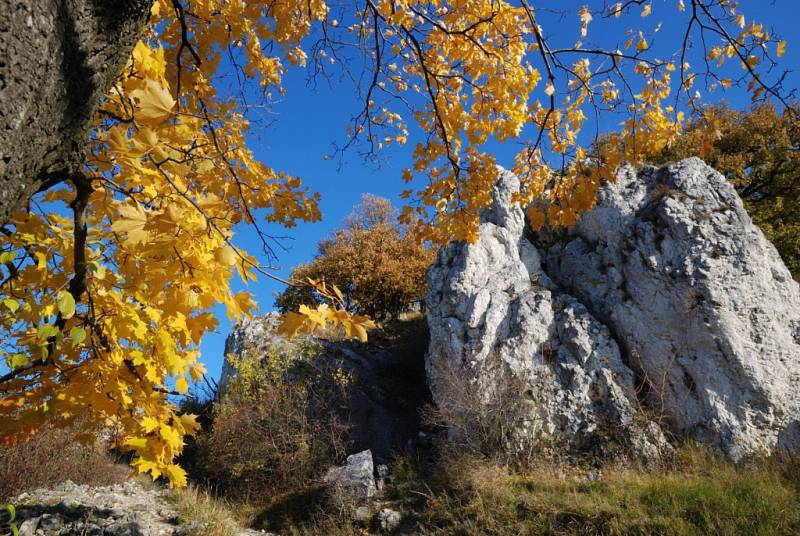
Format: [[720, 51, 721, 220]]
[[0, 0, 153, 224]]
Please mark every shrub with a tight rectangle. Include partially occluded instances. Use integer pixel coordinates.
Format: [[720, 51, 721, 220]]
[[0, 422, 129, 500], [422, 362, 539, 465], [275, 194, 436, 320], [189, 341, 351, 503]]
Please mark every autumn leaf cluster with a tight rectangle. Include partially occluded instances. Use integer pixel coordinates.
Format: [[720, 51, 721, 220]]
[[276, 195, 437, 320]]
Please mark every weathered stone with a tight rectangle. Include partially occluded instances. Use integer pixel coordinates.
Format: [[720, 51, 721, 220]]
[[426, 168, 668, 460], [377, 508, 402, 533], [353, 506, 372, 522], [426, 159, 800, 461], [542, 158, 800, 459], [17, 517, 40, 536], [12, 480, 181, 535], [323, 450, 377, 504]]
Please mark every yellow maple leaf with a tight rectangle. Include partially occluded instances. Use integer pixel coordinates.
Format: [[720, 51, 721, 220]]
[[177, 413, 201, 435], [111, 203, 149, 246], [130, 80, 175, 124], [277, 312, 308, 339], [175, 376, 189, 394], [165, 464, 188, 488], [777, 40, 787, 58]]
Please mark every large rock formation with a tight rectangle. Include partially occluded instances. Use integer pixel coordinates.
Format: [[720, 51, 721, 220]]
[[426, 169, 668, 460], [426, 158, 800, 461], [0, 0, 152, 223]]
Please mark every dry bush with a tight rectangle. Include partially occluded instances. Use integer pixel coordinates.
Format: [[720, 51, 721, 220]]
[[423, 362, 538, 465], [0, 422, 129, 500], [191, 344, 351, 503]]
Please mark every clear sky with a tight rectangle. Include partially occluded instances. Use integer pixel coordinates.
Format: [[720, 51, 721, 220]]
[[198, 0, 800, 383]]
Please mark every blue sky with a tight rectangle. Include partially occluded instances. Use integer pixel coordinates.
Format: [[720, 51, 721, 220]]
[[198, 0, 800, 383]]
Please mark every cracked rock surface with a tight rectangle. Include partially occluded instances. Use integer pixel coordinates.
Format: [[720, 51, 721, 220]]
[[426, 159, 800, 461], [11, 480, 264, 536], [543, 157, 800, 459], [13, 480, 182, 536]]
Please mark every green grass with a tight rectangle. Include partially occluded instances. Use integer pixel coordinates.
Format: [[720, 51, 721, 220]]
[[412, 446, 800, 535]]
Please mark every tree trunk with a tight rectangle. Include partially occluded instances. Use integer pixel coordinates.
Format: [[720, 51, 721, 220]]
[[0, 0, 153, 224]]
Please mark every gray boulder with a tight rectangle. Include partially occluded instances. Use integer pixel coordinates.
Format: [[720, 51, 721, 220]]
[[426, 159, 800, 461], [377, 508, 402, 533], [323, 450, 377, 503], [542, 158, 800, 459]]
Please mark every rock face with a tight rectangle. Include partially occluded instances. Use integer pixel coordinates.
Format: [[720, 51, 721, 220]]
[[542, 158, 800, 459], [426, 169, 668, 460], [426, 159, 800, 460]]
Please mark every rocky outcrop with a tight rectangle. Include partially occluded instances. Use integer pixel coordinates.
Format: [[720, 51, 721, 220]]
[[426, 169, 668, 460], [426, 159, 800, 461], [542, 158, 800, 459], [11, 480, 263, 536]]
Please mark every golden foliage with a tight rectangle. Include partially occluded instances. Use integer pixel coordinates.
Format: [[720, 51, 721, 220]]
[[276, 195, 436, 320]]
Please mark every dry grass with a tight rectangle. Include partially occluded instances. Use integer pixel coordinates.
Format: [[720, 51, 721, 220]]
[[0, 423, 130, 501], [410, 444, 800, 535], [167, 485, 242, 536]]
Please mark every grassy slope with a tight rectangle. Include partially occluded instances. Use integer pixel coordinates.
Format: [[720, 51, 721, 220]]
[[409, 446, 800, 536]]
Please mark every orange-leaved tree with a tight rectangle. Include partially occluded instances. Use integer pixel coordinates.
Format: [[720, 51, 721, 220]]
[[275, 195, 436, 320], [0, 0, 794, 486]]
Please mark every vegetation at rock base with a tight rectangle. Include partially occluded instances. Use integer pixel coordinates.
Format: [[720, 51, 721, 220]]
[[404, 446, 800, 536], [3, 317, 799, 535], [179, 342, 352, 503], [166, 485, 242, 536], [275, 195, 436, 320], [181, 427, 800, 535], [0, 421, 130, 501], [651, 103, 800, 278]]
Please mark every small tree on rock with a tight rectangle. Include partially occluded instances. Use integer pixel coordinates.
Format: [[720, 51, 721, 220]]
[[276, 195, 436, 320]]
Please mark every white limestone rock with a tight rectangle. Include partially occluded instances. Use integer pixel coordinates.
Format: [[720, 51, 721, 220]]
[[218, 312, 286, 392], [323, 450, 377, 504], [542, 158, 800, 459], [425, 169, 668, 460]]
